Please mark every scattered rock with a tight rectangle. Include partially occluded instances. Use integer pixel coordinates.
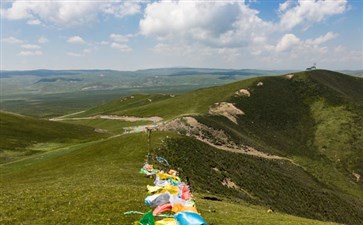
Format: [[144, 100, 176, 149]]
[[235, 89, 251, 97], [352, 172, 361, 182], [94, 128, 108, 133], [159, 117, 234, 147], [257, 82, 263, 87], [159, 116, 290, 161], [209, 102, 244, 124], [222, 178, 239, 189], [286, 74, 294, 80], [148, 99, 152, 102]]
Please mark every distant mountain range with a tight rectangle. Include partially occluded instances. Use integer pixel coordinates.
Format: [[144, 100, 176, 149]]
[[2, 68, 362, 78]]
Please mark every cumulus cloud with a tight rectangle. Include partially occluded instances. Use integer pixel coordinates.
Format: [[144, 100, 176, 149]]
[[111, 42, 132, 52], [67, 52, 82, 57], [305, 32, 338, 46], [1, 1, 100, 26], [27, 19, 41, 25], [1, 36, 24, 44], [21, 44, 41, 49], [273, 31, 338, 54], [279, 0, 294, 12], [276, 34, 301, 52], [1, 1, 143, 27], [67, 36, 85, 44], [19, 50, 42, 56], [110, 33, 129, 42], [83, 48, 92, 54], [279, 0, 348, 30], [38, 36, 49, 44], [102, 1, 142, 18], [140, 1, 271, 48], [66, 48, 92, 57]]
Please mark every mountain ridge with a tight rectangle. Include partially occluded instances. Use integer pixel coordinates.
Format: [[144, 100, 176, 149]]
[[1, 69, 362, 224]]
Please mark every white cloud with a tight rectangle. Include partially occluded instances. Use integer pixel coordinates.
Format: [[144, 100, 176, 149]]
[[271, 31, 338, 55], [279, 0, 348, 30], [139, 1, 352, 69], [140, 1, 271, 48], [67, 36, 85, 44], [67, 52, 82, 57], [66, 48, 92, 57], [19, 50, 42, 56], [306, 32, 338, 46], [278, 0, 294, 12], [276, 34, 301, 52], [27, 19, 41, 25], [1, 36, 24, 44], [110, 33, 129, 42], [38, 36, 49, 44], [21, 44, 41, 49], [1, 1, 100, 26], [83, 48, 92, 54], [102, 1, 142, 18], [111, 42, 132, 52], [1, 1, 143, 27]]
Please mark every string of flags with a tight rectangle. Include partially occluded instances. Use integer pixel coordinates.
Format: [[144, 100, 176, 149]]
[[132, 155, 208, 225]]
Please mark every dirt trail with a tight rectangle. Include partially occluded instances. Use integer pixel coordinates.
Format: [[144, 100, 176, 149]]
[[52, 112, 295, 163], [53, 111, 86, 119], [50, 115, 163, 123], [159, 116, 294, 162], [196, 137, 290, 161]]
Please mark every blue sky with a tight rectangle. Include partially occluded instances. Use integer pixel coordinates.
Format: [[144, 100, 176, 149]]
[[1, 0, 362, 70]]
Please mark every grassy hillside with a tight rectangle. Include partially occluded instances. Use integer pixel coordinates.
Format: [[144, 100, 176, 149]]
[[75, 93, 173, 117], [0, 132, 340, 225], [61, 119, 152, 134], [73, 69, 362, 224], [195, 71, 362, 185], [2, 69, 362, 224], [158, 136, 363, 224], [0, 111, 106, 162], [77, 78, 260, 119]]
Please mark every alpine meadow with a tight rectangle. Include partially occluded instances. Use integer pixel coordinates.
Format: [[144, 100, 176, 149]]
[[1, 1, 363, 225]]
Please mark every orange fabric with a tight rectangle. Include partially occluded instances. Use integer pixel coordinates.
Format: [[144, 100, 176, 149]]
[[172, 203, 198, 214]]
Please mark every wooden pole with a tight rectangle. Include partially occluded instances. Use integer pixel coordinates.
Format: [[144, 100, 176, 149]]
[[146, 127, 152, 163]]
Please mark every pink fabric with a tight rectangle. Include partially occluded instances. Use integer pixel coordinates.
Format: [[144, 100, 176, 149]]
[[153, 203, 172, 216]]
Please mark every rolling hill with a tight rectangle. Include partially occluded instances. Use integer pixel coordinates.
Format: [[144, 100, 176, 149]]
[[71, 69, 363, 224], [1, 69, 362, 224], [0, 111, 107, 163], [0, 132, 340, 225]]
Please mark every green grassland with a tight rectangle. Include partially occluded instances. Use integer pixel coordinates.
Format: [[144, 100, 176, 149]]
[[1, 69, 267, 118], [61, 118, 152, 134], [0, 111, 107, 163], [193, 71, 363, 195], [75, 93, 174, 118], [158, 136, 363, 224], [77, 77, 260, 120], [0, 85, 202, 118], [75, 69, 363, 224], [1, 69, 362, 224], [0, 132, 340, 225]]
